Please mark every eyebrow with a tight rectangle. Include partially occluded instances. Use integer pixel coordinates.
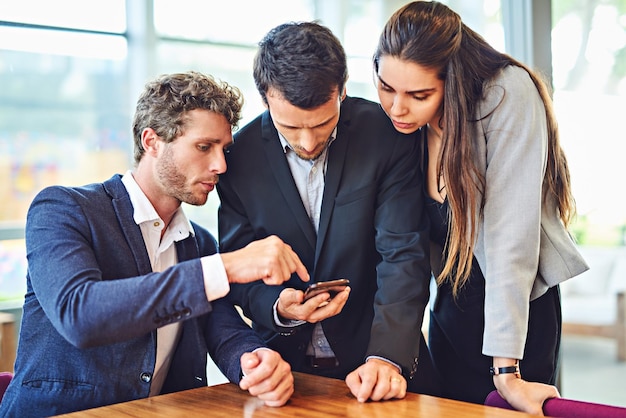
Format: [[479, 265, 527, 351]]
[[275, 114, 336, 130], [376, 74, 437, 95], [198, 137, 232, 146]]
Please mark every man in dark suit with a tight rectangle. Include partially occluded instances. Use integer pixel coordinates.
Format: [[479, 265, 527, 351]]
[[217, 22, 440, 402], [0, 71, 307, 417]]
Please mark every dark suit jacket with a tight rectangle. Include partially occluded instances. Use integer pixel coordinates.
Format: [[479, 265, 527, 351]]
[[0, 175, 265, 417], [218, 97, 431, 380]]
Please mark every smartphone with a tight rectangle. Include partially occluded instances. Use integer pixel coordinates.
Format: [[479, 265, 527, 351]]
[[303, 279, 350, 301]]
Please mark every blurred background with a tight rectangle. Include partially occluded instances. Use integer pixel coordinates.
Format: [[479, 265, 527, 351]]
[[1, 0, 625, 405]]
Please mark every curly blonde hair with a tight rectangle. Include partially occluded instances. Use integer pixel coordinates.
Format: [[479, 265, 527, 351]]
[[132, 71, 243, 163]]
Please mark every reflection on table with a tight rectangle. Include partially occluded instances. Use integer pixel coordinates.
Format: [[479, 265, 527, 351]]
[[56, 371, 534, 417]]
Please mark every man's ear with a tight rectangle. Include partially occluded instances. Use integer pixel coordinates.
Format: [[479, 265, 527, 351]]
[[141, 128, 160, 156]]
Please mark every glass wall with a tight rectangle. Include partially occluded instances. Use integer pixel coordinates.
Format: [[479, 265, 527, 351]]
[[0, 0, 509, 305], [0, 1, 129, 304], [552, 0, 626, 246], [11, 0, 618, 292]]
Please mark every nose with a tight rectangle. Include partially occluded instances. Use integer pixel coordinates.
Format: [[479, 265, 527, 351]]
[[389, 94, 409, 117], [211, 149, 227, 174], [299, 129, 318, 152]]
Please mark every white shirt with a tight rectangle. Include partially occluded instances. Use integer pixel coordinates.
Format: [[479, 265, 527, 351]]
[[121, 171, 229, 395]]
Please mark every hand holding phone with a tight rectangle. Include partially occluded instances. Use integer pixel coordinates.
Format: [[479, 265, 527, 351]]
[[303, 279, 350, 304]]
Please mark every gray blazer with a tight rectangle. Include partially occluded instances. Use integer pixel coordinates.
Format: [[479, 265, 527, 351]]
[[430, 66, 588, 359]]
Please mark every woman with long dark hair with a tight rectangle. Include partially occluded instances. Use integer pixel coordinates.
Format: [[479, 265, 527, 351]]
[[374, 1, 588, 414]]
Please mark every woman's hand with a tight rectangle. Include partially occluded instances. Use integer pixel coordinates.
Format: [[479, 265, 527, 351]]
[[493, 373, 560, 415]]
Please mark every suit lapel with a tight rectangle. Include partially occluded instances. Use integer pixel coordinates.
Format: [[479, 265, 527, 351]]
[[104, 175, 200, 272], [315, 104, 350, 263], [261, 112, 317, 250], [175, 234, 199, 262], [104, 175, 153, 276]]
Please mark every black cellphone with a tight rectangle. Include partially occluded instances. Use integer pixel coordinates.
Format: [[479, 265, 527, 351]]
[[303, 279, 350, 301]]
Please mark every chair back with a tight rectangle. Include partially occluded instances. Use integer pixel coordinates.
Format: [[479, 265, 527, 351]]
[[485, 390, 626, 417], [0, 371, 13, 402]]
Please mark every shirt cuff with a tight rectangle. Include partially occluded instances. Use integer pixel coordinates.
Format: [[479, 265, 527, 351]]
[[200, 254, 230, 301], [273, 299, 306, 327], [366, 355, 402, 374]]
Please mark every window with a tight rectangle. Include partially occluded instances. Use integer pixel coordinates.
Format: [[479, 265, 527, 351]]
[[552, 0, 626, 245], [0, 0, 505, 304], [0, 0, 126, 33], [0, 2, 129, 304]]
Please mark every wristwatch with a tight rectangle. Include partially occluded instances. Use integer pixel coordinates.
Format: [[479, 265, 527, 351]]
[[490, 364, 521, 378]]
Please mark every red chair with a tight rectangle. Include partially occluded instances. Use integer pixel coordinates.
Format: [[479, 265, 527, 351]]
[[0, 371, 13, 402], [485, 390, 626, 417]]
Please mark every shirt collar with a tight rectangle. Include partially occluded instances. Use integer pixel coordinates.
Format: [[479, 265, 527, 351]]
[[121, 170, 195, 239]]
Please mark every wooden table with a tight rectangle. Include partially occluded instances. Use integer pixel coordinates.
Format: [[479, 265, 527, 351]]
[[57, 372, 535, 417], [0, 312, 16, 372]]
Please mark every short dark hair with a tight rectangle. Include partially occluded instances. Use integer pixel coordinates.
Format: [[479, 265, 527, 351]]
[[253, 21, 348, 109], [132, 71, 243, 163]]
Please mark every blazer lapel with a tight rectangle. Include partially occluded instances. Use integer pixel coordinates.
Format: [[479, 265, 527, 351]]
[[175, 234, 199, 262], [315, 110, 349, 264], [261, 112, 317, 250], [103, 175, 153, 276]]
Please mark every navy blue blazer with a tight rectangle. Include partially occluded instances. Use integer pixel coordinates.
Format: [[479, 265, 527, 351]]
[[218, 97, 432, 380], [0, 175, 265, 417]]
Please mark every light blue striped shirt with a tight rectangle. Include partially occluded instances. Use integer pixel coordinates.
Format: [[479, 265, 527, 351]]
[[278, 129, 336, 358]]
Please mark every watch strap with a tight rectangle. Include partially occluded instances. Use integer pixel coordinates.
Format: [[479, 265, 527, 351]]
[[489, 364, 520, 377]]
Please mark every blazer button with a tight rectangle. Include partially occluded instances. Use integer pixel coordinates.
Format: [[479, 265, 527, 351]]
[[173, 311, 182, 320], [140, 372, 152, 383], [181, 308, 192, 317]]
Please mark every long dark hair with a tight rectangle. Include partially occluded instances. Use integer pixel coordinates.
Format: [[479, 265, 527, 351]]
[[374, 1, 575, 295]]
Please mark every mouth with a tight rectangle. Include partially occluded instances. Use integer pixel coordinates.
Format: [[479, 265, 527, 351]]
[[300, 150, 317, 157], [295, 148, 322, 161], [392, 120, 415, 130], [200, 181, 216, 192]]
